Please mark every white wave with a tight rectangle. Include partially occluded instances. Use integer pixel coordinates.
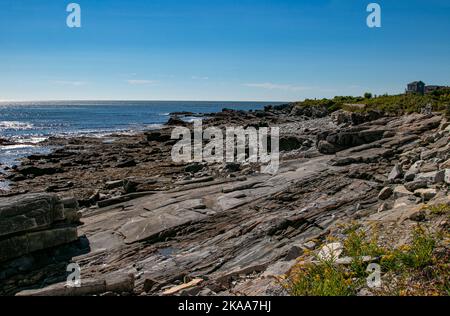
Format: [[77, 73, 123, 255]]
[[0, 144, 35, 150], [16, 137, 48, 144], [0, 121, 34, 131]]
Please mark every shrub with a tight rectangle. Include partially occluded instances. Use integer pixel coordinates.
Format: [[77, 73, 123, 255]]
[[288, 260, 356, 296]]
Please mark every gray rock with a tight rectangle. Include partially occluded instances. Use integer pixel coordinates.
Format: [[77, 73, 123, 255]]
[[393, 185, 414, 199], [414, 188, 437, 201], [416, 170, 445, 184], [0, 227, 78, 262], [378, 187, 393, 200], [388, 164, 403, 182], [377, 202, 390, 213], [404, 161, 423, 182], [409, 210, 427, 222], [317, 140, 338, 155], [0, 193, 65, 238], [445, 169, 450, 185], [105, 180, 123, 190], [404, 179, 428, 192], [303, 241, 317, 250]]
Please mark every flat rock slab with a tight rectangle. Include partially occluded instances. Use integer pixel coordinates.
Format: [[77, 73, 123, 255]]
[[118, 201, 208, 244]]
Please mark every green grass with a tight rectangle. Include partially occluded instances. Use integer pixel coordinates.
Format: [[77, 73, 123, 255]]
[[287, 224, 444, 296], [423, 203, 450, 216], [290, 88, 450, 116], [288, 259, 356, 296], [343, 228, 384, 277], [381, 226, 436, 271]]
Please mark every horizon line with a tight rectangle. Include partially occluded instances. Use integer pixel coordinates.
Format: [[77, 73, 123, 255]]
[[0, 99, 290, 103]]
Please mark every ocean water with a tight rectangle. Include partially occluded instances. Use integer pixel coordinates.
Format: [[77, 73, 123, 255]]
[[0, 100, 280, 168]]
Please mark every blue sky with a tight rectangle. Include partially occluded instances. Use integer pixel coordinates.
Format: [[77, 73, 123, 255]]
[[0, 0, 449, 101]]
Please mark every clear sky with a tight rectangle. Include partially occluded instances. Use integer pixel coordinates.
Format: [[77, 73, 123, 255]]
[[0, 0, 449, 101]]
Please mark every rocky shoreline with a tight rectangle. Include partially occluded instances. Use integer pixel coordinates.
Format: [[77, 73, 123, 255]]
[[0, 104, 449, 296]]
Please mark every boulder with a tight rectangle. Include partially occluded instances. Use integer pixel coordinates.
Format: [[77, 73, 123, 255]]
[[416, 170, 445, 184], [378, 187, 393, 200], [105, 180, 124, 190], [445, 169, 450, 185], [0, 193, 80, 263], [404, 179, 428, 192], [317, 140, 339, 155], [0, 227, 78, 262], [123, 177, 158, 194], [331, 110, 383, 126], [225, 162, 241, 173], [165, 116, 187, 127], [17, 166, 62, 177], [279, 136, 305, 151], [404, 161, 423, 182], [440, 159, 450, 169], [116, 159, 136, 168], [388, 164, 403, 182], [185, 163, 205, 174], [145, 131, 171, 143], [414, 188, 437, 201], [318, 242, 343, 261], [0, 193, 65, 238], [15, 273, 134, 296], [393, 185, 414, 199], [290, 105, 328, 118]]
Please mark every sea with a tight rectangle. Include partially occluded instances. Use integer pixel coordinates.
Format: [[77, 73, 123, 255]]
[[0, 100, 281, 169]]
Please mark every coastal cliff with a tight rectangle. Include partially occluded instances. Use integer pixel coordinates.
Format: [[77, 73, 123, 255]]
[[0, 100, 449, 296]]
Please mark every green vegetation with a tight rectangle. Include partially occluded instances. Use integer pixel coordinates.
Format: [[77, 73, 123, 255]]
[[380, 226, 436, 271], [291, 88, 450, 115], [288, 258, 355, 296], [287, 224, 448, 296], [422, 203, 450, 216]]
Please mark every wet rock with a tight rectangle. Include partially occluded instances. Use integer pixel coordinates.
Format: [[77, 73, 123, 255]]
[[165, 116, 187, 127]]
